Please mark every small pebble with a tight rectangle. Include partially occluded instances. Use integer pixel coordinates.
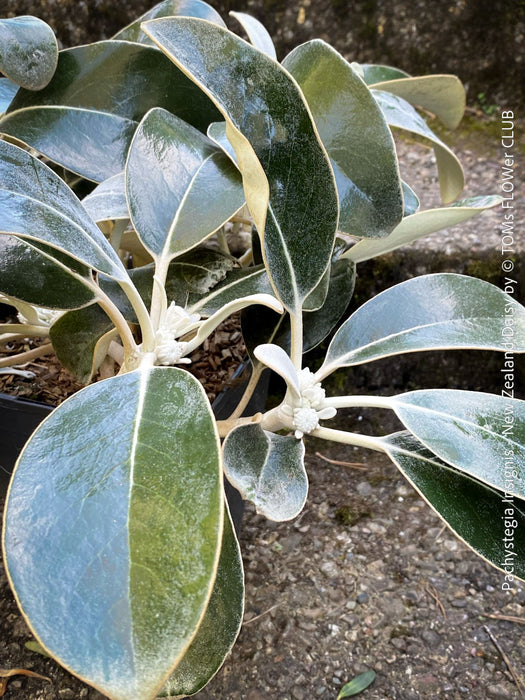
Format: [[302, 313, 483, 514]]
[[421, 629, 441, 647], [58, 691, 75, 700], [487, 684, 515, 699], [356, 481, 372, 497], [451, 599, 467, 608]]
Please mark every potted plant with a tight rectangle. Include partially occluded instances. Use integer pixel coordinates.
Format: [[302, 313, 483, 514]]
[[0, 3, 524, 699]]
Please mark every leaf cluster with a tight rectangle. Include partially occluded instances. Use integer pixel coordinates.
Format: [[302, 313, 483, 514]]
[[0, 3, 522, 699]]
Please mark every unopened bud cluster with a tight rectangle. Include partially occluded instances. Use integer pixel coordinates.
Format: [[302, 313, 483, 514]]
[[280, 368, 336, 439], [153, 302, 200, 366]]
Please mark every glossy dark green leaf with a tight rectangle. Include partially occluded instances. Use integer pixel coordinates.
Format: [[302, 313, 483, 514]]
[[49, 304, 115, 382], [206, 120, 237, 163], [0, 106, 137, 182], [115, 0, 225, 44], [223, 423, 307, 521], [0, 16, 58, 90], [0, 140, 128, 280], [0, 77, 18, 113], [126, 107, 244, 260], [206, 123, 333, 313], [82, 173, 129, 222], [369, 75, 465, 130], [337, 669, 376, 698], [320, 273, 525, 375], [3, 367, 223, 700], [302, 257, 355, 349], [160, 505, 243, 697], [347, 195, 500, 263], [192, 265, 272, 316], [360, 64, 410, 85], [372, 89, 464, 203], [383, 432, 525, 581], [230, 11, 276, 58], [1, 40, 222, 180], [283, 40, 403, 238], [144, 18, 338, 314], [402, 181, 419, 216], [166, 248, 236, 301], [303, 255, 338, 311], [242, 257, 355, 359], [99, 248, 235, 322], [390, 390, 525, 500], [0, 235, 95, 309]]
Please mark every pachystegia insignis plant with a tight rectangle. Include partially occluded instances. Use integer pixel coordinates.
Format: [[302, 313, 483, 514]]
[[1, 3, 524, 698]]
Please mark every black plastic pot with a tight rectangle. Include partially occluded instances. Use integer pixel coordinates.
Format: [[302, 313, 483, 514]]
[[0, 393, 53, 495], [0, 363, 268, 531]]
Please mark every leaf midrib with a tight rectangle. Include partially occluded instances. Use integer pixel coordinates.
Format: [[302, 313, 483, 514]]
[[327, 315, 514, 369], [160, 148, 221, 261], [0, 186, 125, 277], [393, 396, 525, 458]]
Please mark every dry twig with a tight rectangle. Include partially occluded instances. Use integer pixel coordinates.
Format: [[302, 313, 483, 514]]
[[424, 582, 447, 619], [0, 668, 51, 697], [243, 603, 282, 626], [483, 613, 525, 625], [484, 624, 525, 697], [315, 452, 367, 470]]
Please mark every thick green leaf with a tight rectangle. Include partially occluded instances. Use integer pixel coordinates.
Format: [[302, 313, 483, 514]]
[[303, 257, 355, 349], [0, 77, 18, 113], [100, 249, 235, 322], [402, 181, 419, 216], [347, 195, 501, 263], [49, 304, 115, 382], [1, 41, 222, 181], [165, 249, 236, 303], [206, 120, 237, 163], [230, 11, 276, 58], [115, 0, 225, 44], [283, 40, 403, 238], [223, 423, 307, 520], [0, 106, 137, 183], [192, 265, 272, 316], [302, 266, 331, 312], [242, 257, 355, 359], [303, 238, 347, 314], [0, 16, 58, 90], [206, 122, 334, 313], [389, 390, 525, 499], [0, 235, 95, 309], [160, 505, 243, 697], [360, 64, 410, 85], [82, 173, 129, 222], [383, 432, 525, 581], [320, 273, 525, 375], [337, 670, 376, 698], [144, 17, 339, 314], [126, 107, 244, 261], [3, 367, 223, 700], [0, 140, 128, 280], [369, 75, 465, 130], [373, 90, 464, 203]]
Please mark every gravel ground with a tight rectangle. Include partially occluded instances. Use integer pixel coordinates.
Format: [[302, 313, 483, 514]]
[[1, 122, 524, 699]]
